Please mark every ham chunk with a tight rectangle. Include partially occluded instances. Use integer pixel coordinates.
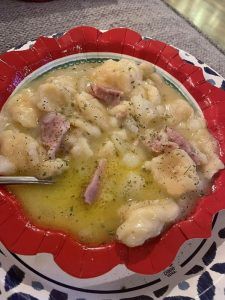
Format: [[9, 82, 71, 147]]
[[84, 159, 107, 204], [40, 112, 70, 159], [141, 129, 177, 153], [90, 83, 123, 106], [146, 139, 176, 153], [166, 127, 205, 166], [142, 127, 206, 166]]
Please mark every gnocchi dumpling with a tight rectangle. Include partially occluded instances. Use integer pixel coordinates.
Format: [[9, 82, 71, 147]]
[[166, 99, 194, 125], [40, 158, 68, 178], [139, 62, 154, 79], [109, 101, 130, 120], [192, 129, 224, 178], [37, 75, 76, 111], [98, 140, 115, 158], [0, 155, 16, 175], [70, 117, 101, 137], [76, 92, 109, 131], [5, 89, 39, 128], [147, 149, 200, 197], [91, 59, 143, 94], [122, 152, 142, 168], [117, 198, 180, 247], [130, 95, 157, 127], [131, 80, 161, 105], [0, 130, 46, 173], [111, 129, 129, 154], [201, 156, 224, 179], [70, 136, 93, 158]]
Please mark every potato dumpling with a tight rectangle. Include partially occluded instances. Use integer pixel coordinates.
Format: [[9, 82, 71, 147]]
[[37, 75, 76, 111], [0, 155, 16, 175], [130, 95, 157, 128], [0, 130, 46, 173], [131, 80, 161, 105], [117, 198, 180, 247], [166, 99, 194, 125], [91, 59, 143, 94], [76, 92, 109, 131], [6, 89, 39, 128], [148, 149, 200, 197]]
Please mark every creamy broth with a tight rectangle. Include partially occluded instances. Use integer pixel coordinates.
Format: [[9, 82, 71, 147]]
[[0, 59, 223, 247], [10, 156, 167, 244]]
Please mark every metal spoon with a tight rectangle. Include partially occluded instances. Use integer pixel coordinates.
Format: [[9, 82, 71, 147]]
[[0, 176, 54, 185]]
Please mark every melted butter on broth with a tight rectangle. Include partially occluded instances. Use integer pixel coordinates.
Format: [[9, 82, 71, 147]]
[[10, 154, 167, 244]]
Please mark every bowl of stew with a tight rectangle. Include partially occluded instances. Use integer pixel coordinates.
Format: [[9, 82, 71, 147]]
[[0, 26, 224, 278]]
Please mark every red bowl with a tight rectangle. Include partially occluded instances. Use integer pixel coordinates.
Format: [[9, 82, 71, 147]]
[[0, 26, 225, 278]]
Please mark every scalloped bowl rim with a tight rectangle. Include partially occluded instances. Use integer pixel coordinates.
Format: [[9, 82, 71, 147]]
[[0, 26, 224, 278]]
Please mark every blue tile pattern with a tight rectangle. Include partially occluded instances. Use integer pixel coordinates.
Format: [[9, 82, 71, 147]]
[[202, 242, 217, 266], [164, 297, 194, 300], [4, 265, 25, 292], [211, 263, 225, 274], [31, 281, 44, 291], [197, 272, 215, 300], [178, 281, 190, 290], [8, 293, 39, 300], [204, 67, 218, 76], [185, 265, 204, 275], [218, 228, 225, 238]]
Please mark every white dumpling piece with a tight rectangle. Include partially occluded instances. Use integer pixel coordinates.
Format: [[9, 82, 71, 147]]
[[98, 140, 115, 158], [139, 62, 154, 79], [109, 101, 130, 120], [192, 130, 224, 179], [6, 89, 39, 128], [0, 130, 46, 173], [76, 92, 109, 131], [70, 136, 93, 158], [117, 198, 180, 247], [148, 149, 200, 197], [122, 152, 142, 168], [111, 129, 129, 154], [70, 117, 101, 137], [166, 99, 194, 125], [37, 75, 76, 111], [0, 155, 16, 175], [131, 95, 157, 127], [131, 80, 161, 105], [40, 158, 68, 178], [91, 59, 143, 94]]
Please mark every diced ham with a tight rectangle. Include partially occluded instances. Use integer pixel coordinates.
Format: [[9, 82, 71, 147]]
[[90, 83, 123, 106], [166, 127, 203, 165], [84, 159, 107, 204], [40, 112, 70, 159], [142, 127, 204, 166], [144, 138, 177, 153], [142, 130, 177, 153]]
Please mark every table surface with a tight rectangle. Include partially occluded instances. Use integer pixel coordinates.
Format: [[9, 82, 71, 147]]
[[0, 0, 225, 77], [166, 0, 225, 52]]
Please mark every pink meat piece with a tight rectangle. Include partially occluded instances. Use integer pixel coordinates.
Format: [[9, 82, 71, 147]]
[[144, 138, 177, 153], [84, 159, 107, 205], [142, 131, 177, 153], [40, 112, 70, 159], [166, 127, 202, 165], [90, 83, 123, 106]]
